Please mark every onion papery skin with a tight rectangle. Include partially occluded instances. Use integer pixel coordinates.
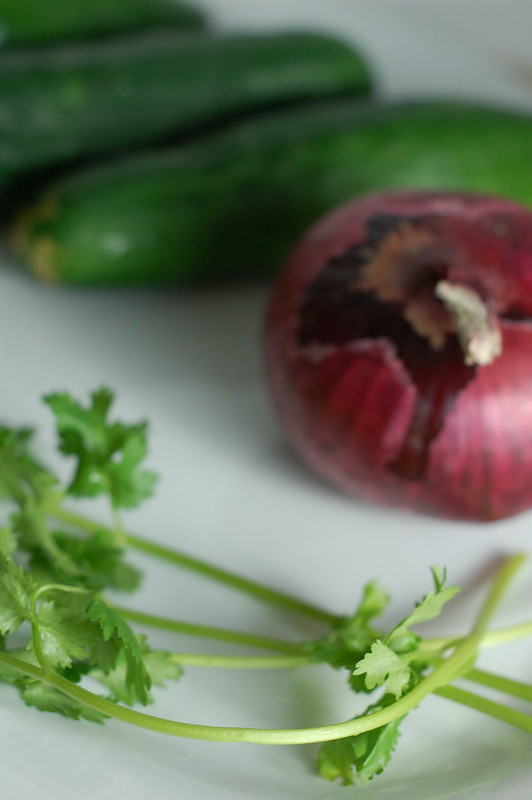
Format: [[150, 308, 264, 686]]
[[264, 190, 532, 521]]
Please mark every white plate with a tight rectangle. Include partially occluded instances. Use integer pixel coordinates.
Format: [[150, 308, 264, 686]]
[[2, 2, 532, 798]]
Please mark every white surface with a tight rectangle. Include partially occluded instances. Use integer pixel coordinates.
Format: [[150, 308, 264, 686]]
[[3, 1, 532, 798]]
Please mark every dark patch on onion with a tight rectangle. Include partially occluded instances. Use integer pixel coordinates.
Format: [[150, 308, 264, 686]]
[[298, 212, 476, 478]]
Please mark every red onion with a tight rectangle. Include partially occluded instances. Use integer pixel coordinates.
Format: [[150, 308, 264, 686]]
[[264, 191, 532, 521]]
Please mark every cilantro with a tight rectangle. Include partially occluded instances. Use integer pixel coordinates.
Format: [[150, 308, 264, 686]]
[[44, 388, 158, 510], [35, 597, 99, 669], [88, 595, 152, 705], [11, 498, 81, 578], [29, 528, 142, 593], [386, 566, 459, 651], [318, 698, 403, 785], [0, 555, 36, 635], [350, 569, 459, 698], [0, 527, 16, 556], [21, 682, 107, 722], [90, 635, 182, 706], [309, 580, 390, 674], [0, 388, 530, 790], [353, 640, 413, 698], [0, 427, 54, 504]]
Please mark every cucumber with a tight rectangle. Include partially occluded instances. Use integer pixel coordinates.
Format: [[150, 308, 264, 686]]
[[13, 100, 532, 287], [0, 0, 207, 46], [0, 30, 371, 180]]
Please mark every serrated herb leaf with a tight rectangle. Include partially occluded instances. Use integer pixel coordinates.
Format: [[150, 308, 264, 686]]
[[0, 527, 16, 556], [21, 682, 106, 722], [309, 580, 389, 673], [352, 581, 390, 628], [44, 389, 158, 510], [29, 528, 142, 593], [353, 640, 412, 698], [90, 635, 182, 705], [88, 595, 151, 705], [35, 597, 100, 669], [12, 499, 81, 579], [0, 556, 35, 635], [387, 568, 459, 650], [318, 700, 403, 785], [0, 427, 54, 504]]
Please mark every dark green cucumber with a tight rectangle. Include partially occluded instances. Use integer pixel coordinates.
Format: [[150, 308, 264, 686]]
[[13, 100, 532, 286], [0, 0, 206, 46], [0, 30, 371, 179]]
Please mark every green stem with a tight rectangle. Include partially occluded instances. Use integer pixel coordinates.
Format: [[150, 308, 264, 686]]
[[30, 618, 48, 669], [48, 505, 338, 627], [32, 583, 90, 604], [464, 668, 532, 703], [115, 605, 305, 655], [168, 653, 309, 669], [421, 620, 532, 658], [1, 556, 526, 745], [117, 554, 529, 672], [435, 685, 532, 734], [477, 620, 532, 649], [0, 642, 489, 745], [471, 554, 527, 635]]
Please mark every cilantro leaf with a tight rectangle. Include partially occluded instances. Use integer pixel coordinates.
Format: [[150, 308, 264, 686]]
[[21, 682, 106, 722], [318, 699, 403, 785], [90, 635, 182, 705], [144, 647, 183, 689], [88, 595, 151, 705], [0, 527, 16, 556], [29, 528, 142, 593], [309, 580, 389, 674], [0, 427, 54, 504], [44, 389, 158, 510], [352, 580, 390, 628], [0, 556, 36, 635], [11, 498, 81, 579], [353, 640, 412, 698], [386, 567, 459, 651], [34, 596, 100, 669]]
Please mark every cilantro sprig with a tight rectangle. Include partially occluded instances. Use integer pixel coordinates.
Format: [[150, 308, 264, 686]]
[[1, 389, 532, 788], [44, 388, 158, 510]]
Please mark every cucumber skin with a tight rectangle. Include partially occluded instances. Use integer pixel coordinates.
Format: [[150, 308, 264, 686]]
[[12, 100, 532, 287], [0, 0, 206, 46], [0, 30, 371, 177]]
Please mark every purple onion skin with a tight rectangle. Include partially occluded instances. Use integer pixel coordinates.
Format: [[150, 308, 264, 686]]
[[264, 190, 532, 521]]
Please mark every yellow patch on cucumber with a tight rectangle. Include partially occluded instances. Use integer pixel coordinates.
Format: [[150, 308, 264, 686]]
[[30, 235, 61, 284], [9, 193, 62, 283]]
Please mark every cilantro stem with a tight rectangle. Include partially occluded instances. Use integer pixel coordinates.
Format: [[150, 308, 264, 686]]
[[114, 604, 305, 654], [125, 533, 337, 624], [48, 505, 338, 626], [420, 620, 532, 658], [418, 554, 528, 659], [30, 618, 49, 669], [0, 556, 527, 746], [0, 645, 494, 745], [471, 553, 527, 635], [477, 621, 532, 648], [168, 653, 309, 669], [32, 583, 90, 604], [435, 685, 532, 734], [464, 668, 532, 702]]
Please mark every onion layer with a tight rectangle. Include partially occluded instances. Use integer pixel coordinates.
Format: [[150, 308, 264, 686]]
[[264, 191, 532, 521]]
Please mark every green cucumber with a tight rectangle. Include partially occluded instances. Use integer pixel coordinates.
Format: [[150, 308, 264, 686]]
[[0, 0, 207, 46], [13, 100, 532, 287], [0, 29, 371, 181]]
